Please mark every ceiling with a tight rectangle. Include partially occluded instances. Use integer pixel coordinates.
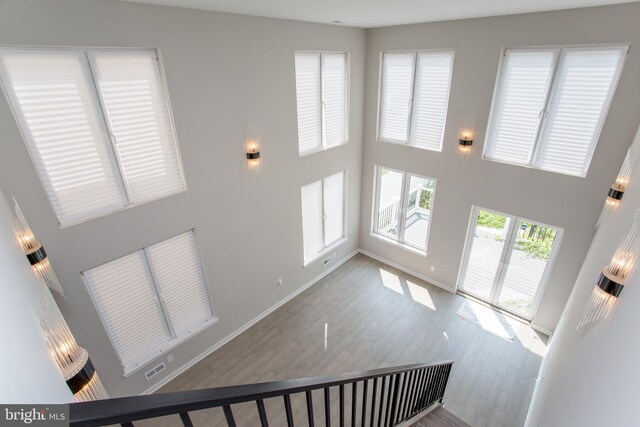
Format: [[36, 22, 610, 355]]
[[120, 0, 634, 28]]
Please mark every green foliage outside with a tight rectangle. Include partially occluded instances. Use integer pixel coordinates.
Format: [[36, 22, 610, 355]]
[[419, 189, 432, 210], [477, 210, 506, 229]]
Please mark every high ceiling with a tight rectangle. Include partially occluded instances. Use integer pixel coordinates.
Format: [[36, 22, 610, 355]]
[[120, 0, 634, 28]]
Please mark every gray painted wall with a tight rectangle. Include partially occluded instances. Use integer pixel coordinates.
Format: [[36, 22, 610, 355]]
[[525, 126, 640, 427], [360, 3, 640, 332], [0, 189, 73, 403], [0, 0, 365, 397]]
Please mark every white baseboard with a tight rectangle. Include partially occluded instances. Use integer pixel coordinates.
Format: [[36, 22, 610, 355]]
[[143, 249, 360, 395], [530, 322, 553, 337], [358, 249, 456, 294]]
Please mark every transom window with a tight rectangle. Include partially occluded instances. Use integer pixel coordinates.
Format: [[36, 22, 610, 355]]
[[372, 166, 436, 253], [301, 171, 346, 265], [83, 230, 215, 375], [0, 48, 186, 227], [378, 50, 454, 151], [295, 52, 349, 156], [484, 45, 628, 177]]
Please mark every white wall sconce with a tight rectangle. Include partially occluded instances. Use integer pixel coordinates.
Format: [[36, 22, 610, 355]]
[[577, 210, 639, 328], [13, 199, 108, 400], [606, 148, 632, 207], [459, 131, 473, 153]]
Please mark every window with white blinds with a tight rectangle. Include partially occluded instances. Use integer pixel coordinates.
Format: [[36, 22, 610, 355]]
[[378, 51, 454, 152], [295, 52, 348, 156], [0, 48, 186, 227], [83, 230, 215, 375], [301, 171, 346, 265], [484, 46, 628, 177]]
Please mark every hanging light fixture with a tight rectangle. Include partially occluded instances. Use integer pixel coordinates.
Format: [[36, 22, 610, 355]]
[[12, 199, 108, 400], [577, 211, 640, 328], [606, 148, 632, 207], [13, 199, 64, 295]]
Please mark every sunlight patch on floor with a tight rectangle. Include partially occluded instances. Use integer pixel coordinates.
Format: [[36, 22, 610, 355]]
[[379, 268, 404, 295], [406, 280, 436, 311]]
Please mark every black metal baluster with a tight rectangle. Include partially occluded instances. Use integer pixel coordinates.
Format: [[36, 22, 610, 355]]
[[351, 382, 358, 427], [121, 423, 134, 427], [415, 368, 429, 412], [388, 374, 401, 427], [401, 370, 416, 421], [179, 412, 194, 427], [306, 390, 316, 427], [361, 379, 368, 427], [384, 375, 395, 427], [439, 364, 452, 403], [377, 376, 387, 427], [395, 372, 408, 424], [223, 405, 237, 427], [340, 384, 345, 427], [420, 368, 434, 410], [407, 369, 422, 417], [433, 366, 446, 405], [324, 387, 331, 427], [370, 377, 378, 427], [284, 395, 294, 427], [256, 399, 269, 427]]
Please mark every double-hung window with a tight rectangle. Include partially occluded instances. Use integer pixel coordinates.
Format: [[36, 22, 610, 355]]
[[83, 230, 215, 375], [378, 50, 454, 151], [301, 171, 346, 265], [372, 166, 436, 253], [0, 48, 186, 227], [484, 45, 628, 177], [295, 52, 348, 156]]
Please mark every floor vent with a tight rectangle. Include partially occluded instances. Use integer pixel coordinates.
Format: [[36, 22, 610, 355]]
[[145, 362, 166, 381]]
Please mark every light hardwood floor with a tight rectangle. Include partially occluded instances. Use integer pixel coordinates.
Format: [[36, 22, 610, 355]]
[[154, 253, 547, 427]]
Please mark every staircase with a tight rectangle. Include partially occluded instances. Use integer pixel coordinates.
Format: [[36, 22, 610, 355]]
[[69, 360, 454, 427], [406, 406, 470, 427]]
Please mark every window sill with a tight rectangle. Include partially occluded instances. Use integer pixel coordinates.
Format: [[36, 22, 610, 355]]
[[303, 237, 348, 267], [377, 138, 442, 153], [368, 232, 427, 257], [480, 156, 586, 178], [299, 141, 349, 158], [122, 315, 219, 378]]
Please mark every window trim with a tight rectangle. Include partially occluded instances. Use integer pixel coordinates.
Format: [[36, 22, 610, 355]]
[[482, 44, 629, 177], [371, 165, 436, 255], [0, 46, 188, 228], [82, 229, 217, 377], [295, 50, 350, 157], [302, 170, 348, 267], [376, 49, 455, 151]]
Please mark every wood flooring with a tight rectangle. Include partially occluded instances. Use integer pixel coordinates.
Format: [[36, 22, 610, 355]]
[[151, 253, 547, 427]]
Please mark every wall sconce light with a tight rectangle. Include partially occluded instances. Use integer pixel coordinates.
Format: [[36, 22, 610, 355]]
[[577, 210, 639, 328], [13, 199, 64, 296], [13, 199, 108, 400], [606, 148, 632, 207], [246, 141, 261, 181], [459, 131, 473, 153]]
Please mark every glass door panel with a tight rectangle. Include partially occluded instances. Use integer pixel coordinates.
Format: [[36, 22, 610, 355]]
[[403, 176, 434, 250], [376, 169, 403, 239], [497, 221, 560, 317], [460, 209, 513, 301]]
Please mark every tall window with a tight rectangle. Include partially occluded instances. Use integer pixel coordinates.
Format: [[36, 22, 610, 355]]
[[301, 171, 346, 265], [295, 52, 348, 156], [0, 48, 186, 227], [372, 166, 436, 253], [378, 50, 454, 151], [484, 45, 628, 177], [83, 230, 215, 375]]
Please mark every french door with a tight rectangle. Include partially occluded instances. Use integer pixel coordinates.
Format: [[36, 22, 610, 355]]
[[458, 206, 563, 320]]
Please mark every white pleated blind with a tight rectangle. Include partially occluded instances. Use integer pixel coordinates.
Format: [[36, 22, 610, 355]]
[[83, 230, 215, 375], [0, 48, 186, 227], [301, 179, 325, 263], [323, 171, 345, 246], [533, 47, 627, 176], [410, 52, 454, 151], [83, 251, 169, 373], [146, 231, 213, 337], [379, 52, 415, 143], [484, 50, 556, 165], [485, 46, 627, 176], [322, 54, 347, 148], [0, 49, 128, 226], [295, 52, 322, 155], [89, 51, 185, 202]]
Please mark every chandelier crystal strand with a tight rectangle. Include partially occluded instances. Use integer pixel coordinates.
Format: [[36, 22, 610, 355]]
[[12, 198, 65, 295], [578, 210, 640, 328]]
